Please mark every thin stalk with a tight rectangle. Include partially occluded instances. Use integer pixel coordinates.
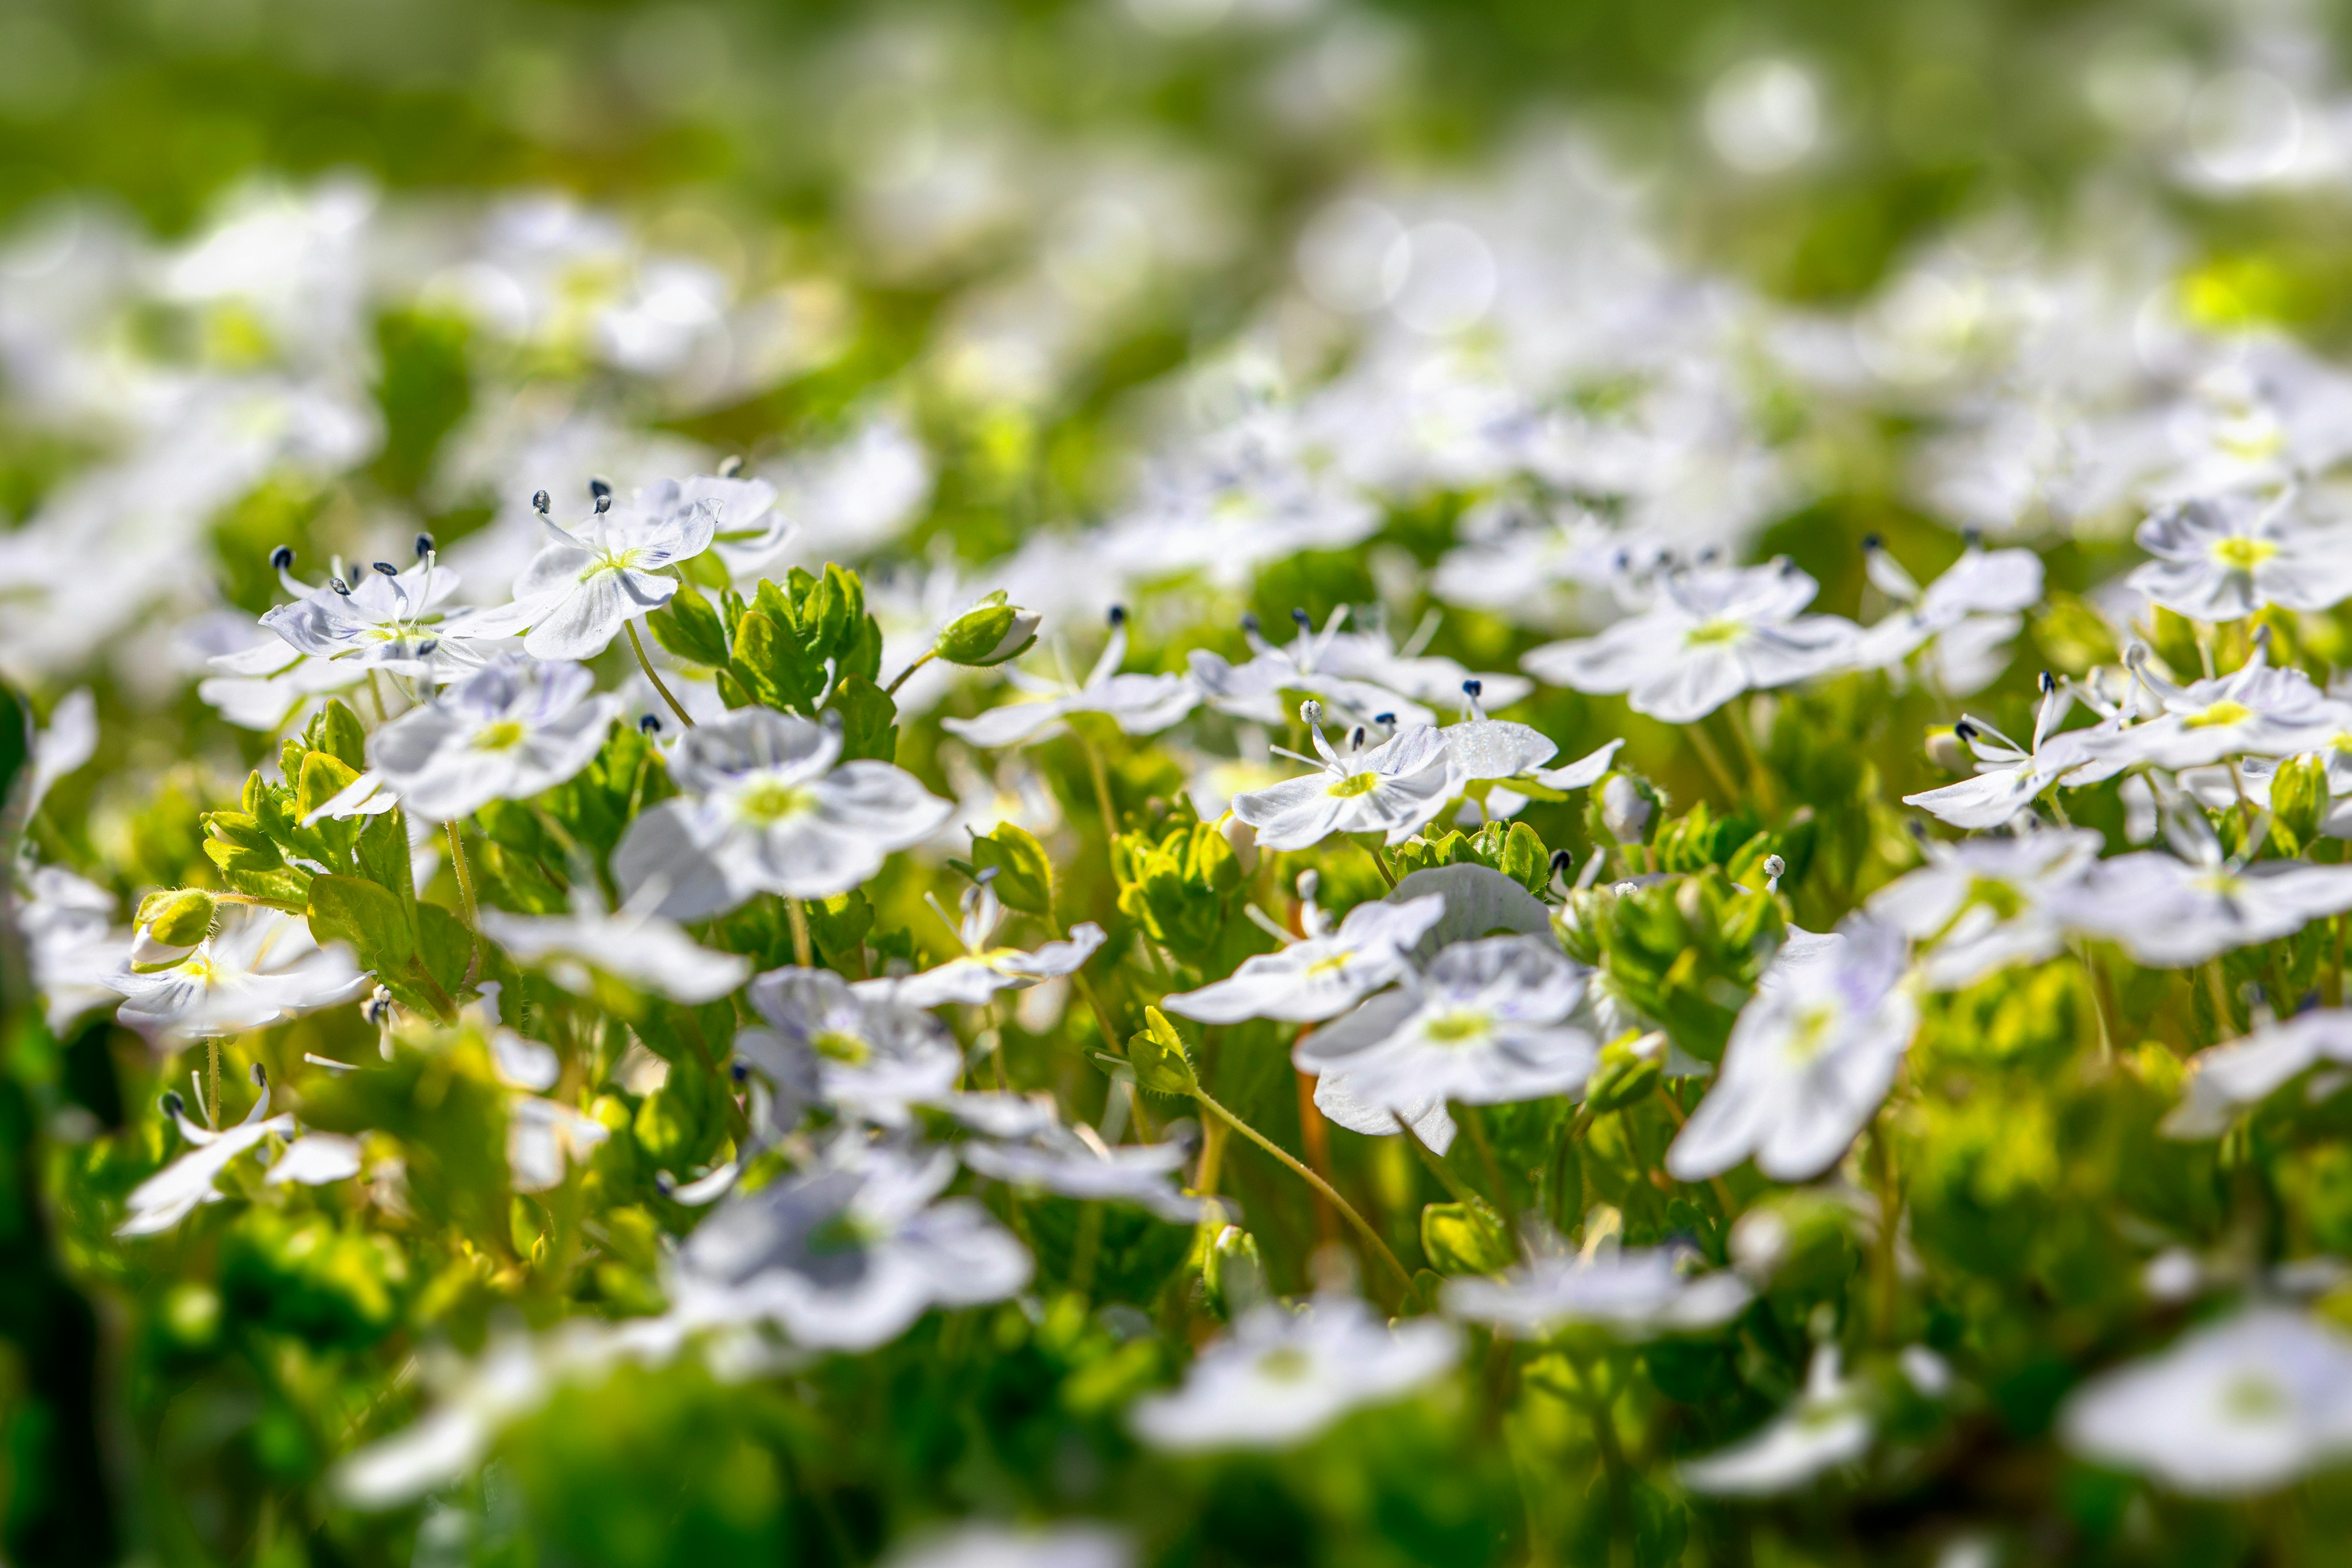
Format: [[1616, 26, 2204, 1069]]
[[624, 620, 695, 728], [2204, 959, 2237, 1034], [786, 896, 815, 969], [1194, 1086, 1425, 1308], [1461, 1103, 1522, 1250], [1193, 1111, 1227, 1201], [445, 821, 481, 990], [1358, 835, 1398, 889], [1409, 1126, 1481, 1205], [1686, 720, 1742, 804], [365, 668, 393, 727], [883, 648, 937, 698], [207, 1037, 222, 1129], [2076, 942, 2117, 1063], [1651, 1085, 1736, 1217], [1073, 725, 1120, 833], [1865, 1116, 1901, 1345], [1070, 1201, 1105, 1296], [1725, 701, 1778, 815]]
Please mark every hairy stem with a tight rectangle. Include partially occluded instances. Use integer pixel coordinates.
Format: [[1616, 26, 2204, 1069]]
[[883, 648, 937, 698], [1194, 1086, 1424, 1308], [625, 619, 696, 729], [445, 820, 481, 991]]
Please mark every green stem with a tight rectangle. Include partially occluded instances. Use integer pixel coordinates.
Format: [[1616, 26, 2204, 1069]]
[[445, 820, 481, 991], [1409, 1126, 1479, 1205], [1074, 725, 1119, 833], [786, 896, 814, 969], [1461, 1103, 1522, 1250], [625, 619, 695, 729], [884, 648, 937, 698], [1686, 719, 1742, 804], [1358, 835, 1398, 890], [1194, 1087, 1425, 1308]]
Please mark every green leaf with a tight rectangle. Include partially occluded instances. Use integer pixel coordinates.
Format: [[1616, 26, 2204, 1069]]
[[1501, 820, 1547, 893], [1127, 1007, 1198, 1097], [729, 609, 826, 714], [309, 699, 369, 773], [1420, 1198, 1515, 1275], [647, 581, 731, 667], [803, 888, 874, 962], [418, 902, 474, 998], [308, 874, 415, 970], [823, 672, 899, 762]]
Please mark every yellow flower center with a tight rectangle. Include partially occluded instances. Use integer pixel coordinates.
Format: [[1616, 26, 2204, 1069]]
[[1684, 619, 1745, 647], [738, 780, 815, 824], [2221, 1372, 2287, 1422], [2209, 535, 2279, 572], [811, 1030, 871, 1065], [473, 720, 527, 751], [2184, 700, 2255, 730], [1784, 1002, 1840, 1064], [1422, 1009, 1491, 1045], [1257, 1346, 1314, 1382], [1328, 771, 1382, 798]]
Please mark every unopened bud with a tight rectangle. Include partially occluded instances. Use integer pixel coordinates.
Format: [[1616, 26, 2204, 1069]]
[[136, 888, 218, 947], [1599, 774, 1654, 845], [934, 591, 1042, 667]]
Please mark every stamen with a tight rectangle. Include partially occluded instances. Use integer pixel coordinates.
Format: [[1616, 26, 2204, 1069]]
[[2039, 670, 2056, 694], [1294, 868, 1319, 903], [1349, 725, 1367, 750], [594, 492, 613, 515], [1108, 604, 1127, 626], [1240, 612, 1261, 634], [1299, 698, 1323, 726], [1953, 720, 1977, 741], [269, 544, 295, 571], [159, 1090, 185, 1119], [532, 489, 552, 515], [415, 531, 435, 560], [373, 561, 399, 576], [639, 714, 663, 735], [1291, 607, 1310, 627], [729, 1059, 751, 1084], [717, 454, 743, 478], [330, 577, 352, 596], [250, 1062, 268, 1088]]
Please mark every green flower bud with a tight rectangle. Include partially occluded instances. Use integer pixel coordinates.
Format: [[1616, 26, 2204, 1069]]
[[1420, 1197, 1515, 1275], [1585, 1031, 1666, 1114], [1202, 1224, 1266, 1319], [935, 591, 1041, 667], [136, 888, 218, 947], [1127, 1007, 1199, 1096], [2271, 753, 2330, 853]]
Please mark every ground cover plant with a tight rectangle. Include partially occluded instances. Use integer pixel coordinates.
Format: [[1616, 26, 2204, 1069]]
[[17, 2, 2352, 1564]]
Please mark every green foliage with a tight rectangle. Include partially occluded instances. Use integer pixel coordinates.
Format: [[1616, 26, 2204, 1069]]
[[1561, 871, 1786, 1064]]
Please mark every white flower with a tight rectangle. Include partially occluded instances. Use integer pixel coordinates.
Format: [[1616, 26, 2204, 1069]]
[[1853, 537, 2044, 694], [1866, 827, 2102, 990], [2051, 834, 2352, 969], [17, 865, 128, 1034], [1445, 1245, 1754, 1339], [2129, 493, 2352, 623], [669, 1141, 1031, 1351], [1129, 1297, 1458, 1452], [107, 904, 366, 1044], [118, 1069, 295, 1236], [479, 895, 750, 1006], [266, 1133, 365, 1187], [862, 880, 1106, 1009], [1903, 677, 2119, 831], [650, 473, 792, 575], [1681, 1346, 1873, 1495], [736, 967, 961, 1128], [1230, 713, 1452, 851], [26, 686, 96, 816], [1162, 892, 1446, 1024], [259, 551, 475, 675], [1100, 434, 1380, 588], [1522, 560, 1859, 724], [2060, 1308, 2352, 1495], [612, 707, 951, 918], [1431, 501, 1666, 622], [880, 1522, 1132, 1568], [960, 1125, 1205, 1223], [1296, 935, 1596, 1139], [1667, 917, 1918, 1184], [1190, 606, 1531, 733], [489, 490, 719, 661], [366, 657, 622, 822], [2104, 644, 2350, 773], [939, 607, 1197, 748], [2163, 1009, 2352, 1138]]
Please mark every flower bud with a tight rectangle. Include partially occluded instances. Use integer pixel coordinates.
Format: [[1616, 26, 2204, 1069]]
[[1599, 773, 1655, 845], [1924, 726, 1970, 773], [1128, 1007, 1200, 1096], [136, 888, 217, 948], [934, 591, 1041, 667]]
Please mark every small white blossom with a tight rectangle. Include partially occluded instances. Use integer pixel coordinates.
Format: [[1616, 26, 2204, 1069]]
[[2163, 1009, 2352, 1138], [367, 657, 622, 821], [1130, 1297, 1458, 1452], [1230, 712, 1452, 851], [1162, 892, 1445, 1024], [881, 1522, 1132, 1568], [1866, 828, 2102, 990], [940, 607, 1197, 748], [259, 553, 482, 675], [669, 1140, 1031, 1351], [1681, 1346, 1873, 1495], [2061, 1308, 2352, 1495], [479, 895, 751, 1005], [1853, 537, 2044, 694], [108, 904, 366, 1044], [1191, 606, 1528, 731], [736, 967, 962, 1128], [2130, 493, 2352, 623], [118, 1070, 294, 1236], [1903, 677, 2119, 830], [266, 1133, 365, 1187], [17, 865, 128, 1034], [488, 490, 719, 660], [2052, 831, 2352, 969], [1295, 935, 1595, 1138], [862, 880, 1107, 1010], [612, 707, 951, 918], [2102, 644, 2350, 773], [1667, 917, 1917, 1184], [1445, 1245, 1754, 1339], [961, 1126, 1205, 1223], [1522, 560, 1859, 724]]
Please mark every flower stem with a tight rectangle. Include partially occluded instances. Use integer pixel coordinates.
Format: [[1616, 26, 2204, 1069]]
[[445, 820, 481, 990], [206, 1037, 222, 1128], [1073, 724, 1120, 833], [1686, 719, 1742, 804], [1357, 835, 1398, 889], [1192, 1086, 1425, 1308], [1461, 1103, 1522, 1252], [625, 619, 695, 729], [1409, 1126, 1480, 1205], [786, 896, 814, 969], [1865, 1114, 1901, 1344], [883, 648, 936, 698]]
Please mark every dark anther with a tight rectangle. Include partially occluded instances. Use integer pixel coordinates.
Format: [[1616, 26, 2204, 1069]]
[[1240, 612, 1260, 633], [532, 489, 552, 514], [1548, 847, 1574, 874], [729, 1060, 751, 1084], [639, 714, 662, 735], [1108, 604, 1127, 626], [415, 532, 435, 559], [1349, 725, 1366, 748], [160, 1091, 185, 1119], [1963, 527, 1983, 548], [250, 1063, 267, 1087], [589, 476, 613, 501], [1862, 533, 1883, 551], [653, 1171, 677, 1197], [1291, 607, 1311, 626], [1954, 720, 1977, 741], [1462, 678, 1482, 698], [717, 454, 744, 478], [269, 544, 294, 570], [594, 493, 612, 514], [330, 577, 352, 596], [373, 561, 399, 577], [1374, 711, 1396, 725], [2039, 670, 2057, 694]]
